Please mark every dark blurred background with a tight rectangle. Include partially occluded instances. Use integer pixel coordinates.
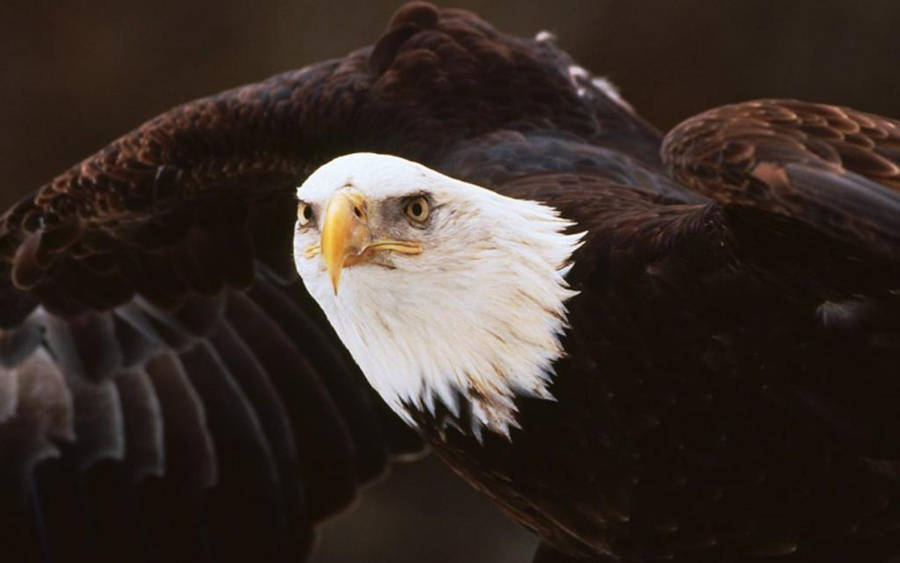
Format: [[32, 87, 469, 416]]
[[1, 1, 898, 561]]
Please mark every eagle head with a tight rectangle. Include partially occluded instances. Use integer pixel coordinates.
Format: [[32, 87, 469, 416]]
[[293, 153, 582, 438]]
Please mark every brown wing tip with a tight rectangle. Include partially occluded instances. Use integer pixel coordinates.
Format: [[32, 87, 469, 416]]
[[370, 2, 440, 75], [388, 2, 439, 30]]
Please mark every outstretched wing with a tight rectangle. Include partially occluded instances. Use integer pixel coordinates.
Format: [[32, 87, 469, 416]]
[[663, 99, 900, 261], [0, 48, 417, 563], [0, 3, 664, 561]]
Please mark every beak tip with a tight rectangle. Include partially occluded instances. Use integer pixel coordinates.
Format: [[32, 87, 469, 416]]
[[329, 271, 341, 295]]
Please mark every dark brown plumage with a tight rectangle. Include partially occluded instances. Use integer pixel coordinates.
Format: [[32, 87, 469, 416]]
[[1, 3, 899, 562]]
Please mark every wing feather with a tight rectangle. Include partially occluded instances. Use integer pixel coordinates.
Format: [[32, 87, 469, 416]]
[[209, 316, 298, 467], [114, 368, 165, 481], [145, 351, 218, 489]]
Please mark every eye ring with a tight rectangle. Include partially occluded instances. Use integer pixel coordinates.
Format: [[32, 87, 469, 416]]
[[404, 196, 430, 223], [297, 201, 314, 227]]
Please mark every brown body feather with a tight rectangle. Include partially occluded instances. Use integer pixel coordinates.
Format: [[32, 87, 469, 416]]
[[1, 3, 899, 562]]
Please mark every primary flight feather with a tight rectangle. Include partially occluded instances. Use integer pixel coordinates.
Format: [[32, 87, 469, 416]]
[[1, 3, 899, 562]]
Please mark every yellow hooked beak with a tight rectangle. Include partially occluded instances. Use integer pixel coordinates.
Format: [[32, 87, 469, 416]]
[[317, 189, 422, 294]]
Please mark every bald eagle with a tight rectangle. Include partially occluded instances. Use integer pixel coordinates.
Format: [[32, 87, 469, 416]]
[[2, 2, 900, 562]]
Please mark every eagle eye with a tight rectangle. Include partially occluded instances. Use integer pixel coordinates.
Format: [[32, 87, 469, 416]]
[[297, 201, 314, 226], [404, 196, 430, 223]]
